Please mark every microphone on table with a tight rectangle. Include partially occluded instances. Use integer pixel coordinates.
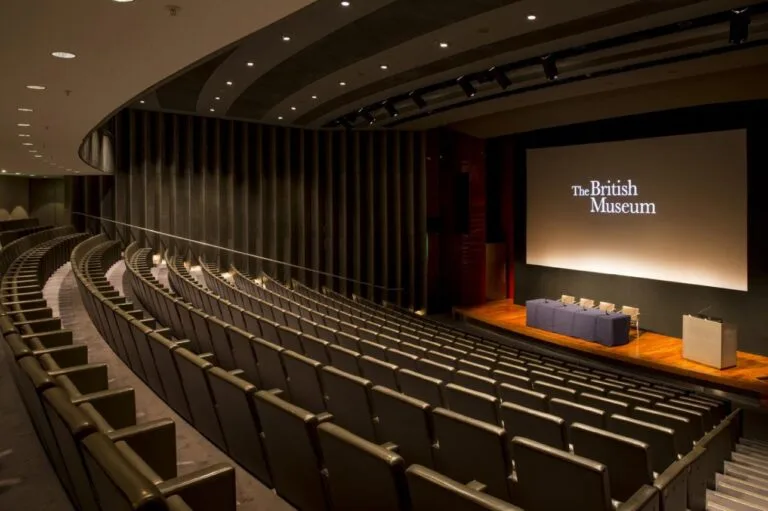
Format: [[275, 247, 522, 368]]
[[696, 305, 712, 319]]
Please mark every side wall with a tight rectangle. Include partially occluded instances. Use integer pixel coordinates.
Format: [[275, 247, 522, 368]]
[[488, 100, 768, 356], [0, 176, 30, 220], [72, 109, 429, 310]]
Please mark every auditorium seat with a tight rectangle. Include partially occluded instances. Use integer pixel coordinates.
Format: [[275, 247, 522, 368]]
[[251, 390, 330, 511], [550, 398, 606, 432], [499, 401, 568, 451], [223, 326, 261, 386], [371, 386, 435, 468], [146, 332, 192, 422], [632, 406, 693, 455], [300, 333, 332, 365], [327, 343, 362, 376], [608, 414, 678, 474], [281, 350, 327, 413], [655, 402, 705, 440], [386, 348, 419, 371], [250, 336, 289, 393], [359, 355, 399, 390], [491, 369, 531, 389], [454, 369, 497, 396], [432, 407, 514, 502], [532, 380, 578, 401], [418, 357, 455, 382], [406, 464, 522, 511], [397, 368, 445, 407], [444, 383, 500, 425], [498, 383, 548, 412], [317, 422, 409, 511], [277, 324, 304, 353], [320, 365, 378, 442], [360, 339, 389, 360], [579, 393, 631, 416]]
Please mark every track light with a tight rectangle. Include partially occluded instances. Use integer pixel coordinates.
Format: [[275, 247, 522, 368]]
[[489, 66, 512, 89], [410, 91, 427, 109], [542, 55, 558, 80], [729, 8, 750, 44], [457, 76, 476, 97], [383, 101, 399, 118], [362, 110, 376, 125]]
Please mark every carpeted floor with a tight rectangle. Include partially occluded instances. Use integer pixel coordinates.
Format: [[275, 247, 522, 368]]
[[43, 261, 294, 511]]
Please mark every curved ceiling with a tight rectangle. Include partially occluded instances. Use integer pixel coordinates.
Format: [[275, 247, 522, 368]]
[[0, 0, 314, 177], [132, 0, 768, 134]]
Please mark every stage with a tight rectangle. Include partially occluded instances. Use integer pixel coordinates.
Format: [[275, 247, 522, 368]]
[[453, 300, 768, 401]]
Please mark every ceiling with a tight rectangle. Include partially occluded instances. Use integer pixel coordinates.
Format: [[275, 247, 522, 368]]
[[2, 0, 767, 178], [0, 0, 314, 177]]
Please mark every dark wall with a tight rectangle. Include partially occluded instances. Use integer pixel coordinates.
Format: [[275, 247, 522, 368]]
[[0, 176, 30, 220], [29, 178, 70, 226], [488, 100, 768, 356], [72, 109, 429, 310]]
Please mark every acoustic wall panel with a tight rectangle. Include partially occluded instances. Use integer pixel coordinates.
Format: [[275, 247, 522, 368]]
[[73, 109, 428, 310]]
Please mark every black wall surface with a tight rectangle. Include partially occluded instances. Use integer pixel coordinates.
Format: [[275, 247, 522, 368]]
[[72, 109, 429, 309], [488, 100, 768, 356]]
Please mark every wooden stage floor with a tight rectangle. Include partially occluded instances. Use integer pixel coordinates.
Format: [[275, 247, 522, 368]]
[[454, 300, 768, 400]]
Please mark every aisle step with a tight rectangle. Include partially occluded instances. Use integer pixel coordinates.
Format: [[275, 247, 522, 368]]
[[706, 489, 765, 511], [724, 461, 768, 482], [716, 479, 768, 508], [736, 444, 768, 462], [716, 473, 768, 498], [732, 452, 768, 471], [740, 438, 768, 452]]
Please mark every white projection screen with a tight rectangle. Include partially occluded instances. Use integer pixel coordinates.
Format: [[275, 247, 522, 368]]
[[526, 129, 747, 291]]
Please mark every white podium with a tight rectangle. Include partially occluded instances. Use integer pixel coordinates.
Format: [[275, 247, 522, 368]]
[[682, 315, 737, 369]]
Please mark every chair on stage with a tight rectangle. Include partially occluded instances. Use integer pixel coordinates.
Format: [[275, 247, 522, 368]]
[[579, 298, 595, 309], [598, 302, 615, 313], [560, 295, 575, 305], [621, 306, 641, 338]]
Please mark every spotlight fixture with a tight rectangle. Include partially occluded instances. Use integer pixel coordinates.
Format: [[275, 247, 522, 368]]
[[380, 64, 388, 70], [527, 14, 537, 21], [0, 169, 5, 173], [363, 110, 376, 125], [383, 101, 399, 118], [34, 155, 42, 158], [311, 95, 318, 100], [278, 116, 284, 120], [29, 150, 37, 153], [282, 35, 291, 42], [439, 42, 449, 48], [291, 106, 297, 111], [226, 81, 233, 86], [409, 91, 427, 109], [729, 8, 750, 44], [209, 108, 215, 112], [18, 107, 33, 112], [112, 0, 135, 3], [22, 142, 33, 146], [139, 100, 145, 104], [215, 96, 221, 100], [26, 85, 46, 90], [247, 62, 254, 67], [339, 81, 347, 86], [542, 55, 558, 80], [341, 1, 350, 6], [489, 66, 512, 89], [457, 76, 476, 97], [51, 51, 76, 59]]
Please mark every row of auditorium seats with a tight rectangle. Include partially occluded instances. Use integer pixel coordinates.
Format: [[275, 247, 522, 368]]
[[0, 224, 53, 248], [173, 255, 735, 510], [0, 229, 235, 511], [0, 217, 39, 233], [70, 235, 237, 510], [74, 243, 539, 511]]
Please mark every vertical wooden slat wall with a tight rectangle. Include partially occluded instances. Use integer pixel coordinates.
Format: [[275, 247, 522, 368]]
[[72, 109, 428, 310]]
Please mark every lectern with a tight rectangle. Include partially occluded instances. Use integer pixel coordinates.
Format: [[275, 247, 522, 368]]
[[682, 315, 737, 369]]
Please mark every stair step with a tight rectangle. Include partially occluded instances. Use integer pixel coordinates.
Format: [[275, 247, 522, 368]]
[[724, 461, 768, 483], [707, 489, 765, 511], [716, 479, 768, 508], [732, 452, 768, 471], [716, 473, 768, 498], [735, 444, 768, 463], [740, 438, 768, 451]]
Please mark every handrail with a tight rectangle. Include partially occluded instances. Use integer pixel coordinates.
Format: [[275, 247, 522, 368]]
[[72, 212, 403, 292]]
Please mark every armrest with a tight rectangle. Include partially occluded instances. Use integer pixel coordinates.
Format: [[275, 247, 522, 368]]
[[34, 344, 89, 369], [71, 387, 136, 430], [198, 352, 216, 363], [15, 307, 53, 321], [381, 441, 399, 453], [157, 464, 236, 511], [109, 419, 177, 481], [618, 485, 659, 511], [466, 480, 487, 493], [316, 412, 334, 424], [227, 369, 244, 377], [23, 329, 73, 348], [49, 363, 108, 394]]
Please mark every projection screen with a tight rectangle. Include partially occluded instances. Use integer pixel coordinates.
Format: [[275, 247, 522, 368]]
[[526, 129, 747, 291]]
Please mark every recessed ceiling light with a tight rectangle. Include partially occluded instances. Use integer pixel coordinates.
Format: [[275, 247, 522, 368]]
[[311, 95, 318, 100], [0, 169, 5, 173], [209, 108, 215, 112], [51, 51, 76, 59], [34, 155, 42, 158], [18, 107, 33, 112], [17, 123, 30, 127], [290, 106, 297, 111], [527, 14, 537, 21], [30, 174, 35, 177], [26, 85, 46, 90], [18, 134, 30, 137], [380, 64, 388, 70], [29, 150, 37, 153], [282, 35, 291, 42], [339, 81, 347, 86], [226, 81, 233, 86], [22, 142, 33, 146], [112, 0, 135, 3], [140, 100, 145, 104], [215, 96, 220, 100], [341, 1, 350, 6], [247, 62, 254, 67], [278, 116, 284, 120], [439, 42, 449, 48], [15, 172, 20, 175]]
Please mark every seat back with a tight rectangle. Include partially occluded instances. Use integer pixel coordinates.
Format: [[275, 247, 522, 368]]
[[608, 415, 677, 474], [532, 380, 578, 401], [417, 358, 455, 382], [512, 436, 612, 511], [500, 402, 567, 451], [320, 366, 377, 442], [359, 355, 399, 390], [225, 326, 261, 386], [277, 325, 304, 353], [327, 344, 361, 376], [549, 398, 606, 430], [146, 333, 191, 422], [371, 386, 435, 468], [282, 350, 326, 413], [251, 391, 329, 511], [454, 370, 497, 396], [250, 336, 288, 392], [317, 422, 409, 511], [397, 368, 444, 407], [444, 383, 500, 425], [206, 367, 271, 484], [406, 465, 522, 511], [570, 423, 654, 502], [498, 383, 547, 412], [386, 348, 419, 371], [432, 407, 513, 502], [300, 334, 331, 365], [579, 393, 630, 416], [632, 406, 693, 455]]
